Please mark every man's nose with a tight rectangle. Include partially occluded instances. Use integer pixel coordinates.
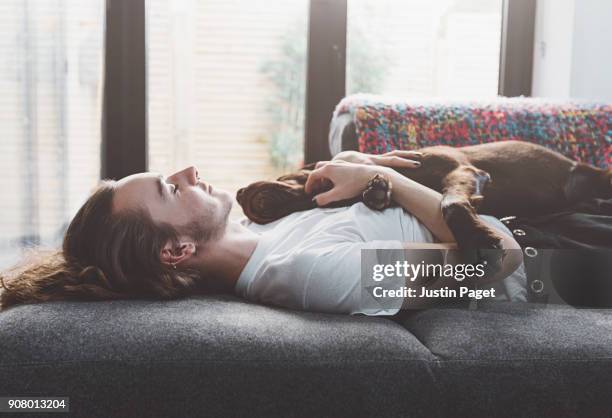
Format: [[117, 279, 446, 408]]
[[167, 166, 199, 185]]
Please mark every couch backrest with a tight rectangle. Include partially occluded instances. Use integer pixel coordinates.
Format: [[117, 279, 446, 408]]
[[334, 94, 611, 168]]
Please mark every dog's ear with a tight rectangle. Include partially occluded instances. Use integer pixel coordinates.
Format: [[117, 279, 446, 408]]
[[565, 163, 611, 202]]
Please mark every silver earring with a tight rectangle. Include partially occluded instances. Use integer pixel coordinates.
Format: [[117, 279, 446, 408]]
[[172, 264, 177, 270]]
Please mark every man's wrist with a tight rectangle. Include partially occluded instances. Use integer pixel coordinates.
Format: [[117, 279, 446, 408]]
[[374, 165, 394, 177], [383, 168, 408, 196]]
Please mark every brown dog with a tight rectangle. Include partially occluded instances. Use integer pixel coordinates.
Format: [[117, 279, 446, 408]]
[[236, 140, 611, 269]]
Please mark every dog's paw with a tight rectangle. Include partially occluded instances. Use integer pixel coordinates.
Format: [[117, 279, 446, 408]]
[[468, 195, 484, 209], [474, 169, 492, 192], [362, 173, 392, 210], [458, 227, 506, 280], [441, 198, 506, 278]]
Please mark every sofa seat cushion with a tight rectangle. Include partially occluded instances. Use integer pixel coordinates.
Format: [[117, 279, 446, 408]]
[[397, 301, 612, 417], [0, 295, 440, 417]]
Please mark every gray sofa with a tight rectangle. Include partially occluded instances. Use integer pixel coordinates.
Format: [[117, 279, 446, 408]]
[[2, 97, 611, 417], [2, 296, 612, 417]]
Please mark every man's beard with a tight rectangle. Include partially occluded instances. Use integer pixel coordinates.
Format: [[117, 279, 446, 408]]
[[176, 194, 232, 245]]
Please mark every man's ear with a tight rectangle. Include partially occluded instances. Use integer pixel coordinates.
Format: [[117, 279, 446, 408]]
[[160, 237, 197, 267]]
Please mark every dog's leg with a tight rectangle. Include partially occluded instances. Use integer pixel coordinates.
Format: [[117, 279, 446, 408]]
[[237, 167, 366, 224], [440, 166, 506, 277], [236, 173, 316, 224]]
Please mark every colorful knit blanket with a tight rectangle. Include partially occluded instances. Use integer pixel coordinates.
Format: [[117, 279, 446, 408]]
[[334, 94, 612, 168]]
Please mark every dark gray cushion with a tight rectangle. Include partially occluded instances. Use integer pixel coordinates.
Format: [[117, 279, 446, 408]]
[[0, 295, 439, 418], [3, 296, 612, 417], [397, 301, 612, 417]]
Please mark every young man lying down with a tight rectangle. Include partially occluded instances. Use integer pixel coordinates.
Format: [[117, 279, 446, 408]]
[[0, 152, 524, 315]]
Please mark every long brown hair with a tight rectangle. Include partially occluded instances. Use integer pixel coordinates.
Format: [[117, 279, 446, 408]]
[[0, 180, 208, 310]]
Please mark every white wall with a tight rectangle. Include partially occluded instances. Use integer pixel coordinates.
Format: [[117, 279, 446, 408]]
[[532, 0, 612, 101], [531, 0, 574, 98], [570, 0, 612, 101]]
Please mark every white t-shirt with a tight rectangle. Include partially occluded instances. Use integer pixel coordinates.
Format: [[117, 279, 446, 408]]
[[234, 203, 527, 316]]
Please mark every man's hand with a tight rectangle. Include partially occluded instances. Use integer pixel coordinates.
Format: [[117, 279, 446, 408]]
[[316, 150, 422, 170], [305, 161, 391, 206]]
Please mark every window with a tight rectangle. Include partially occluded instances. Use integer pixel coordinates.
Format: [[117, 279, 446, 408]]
[[0, 0, 104, 269], [0, 0, 532, 270], [147, 0, 308, 219], [346, 0, 503, 98]]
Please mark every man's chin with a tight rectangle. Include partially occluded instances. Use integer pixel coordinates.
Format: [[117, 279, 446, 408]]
[[217, 191, 233, 224], [213, 187, 231, 200], [219, 189, 233, 210]]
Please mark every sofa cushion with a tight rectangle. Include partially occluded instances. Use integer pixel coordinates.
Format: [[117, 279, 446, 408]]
[[397, 301, 612, 417], [0, 295, 440, 418], [4, 296, 612, 417]]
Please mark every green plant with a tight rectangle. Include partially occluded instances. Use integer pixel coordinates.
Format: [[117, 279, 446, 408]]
[[260, 14, 390, 171]]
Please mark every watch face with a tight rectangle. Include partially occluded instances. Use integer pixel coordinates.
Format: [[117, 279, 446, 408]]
[[551, 250, 612, 308]]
